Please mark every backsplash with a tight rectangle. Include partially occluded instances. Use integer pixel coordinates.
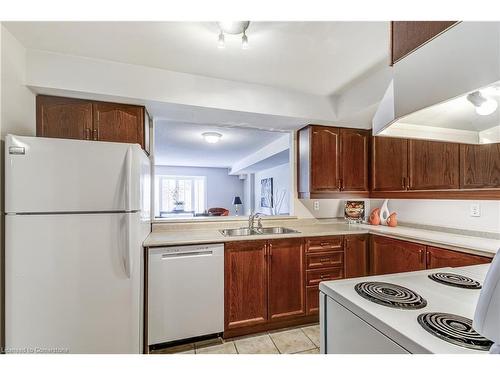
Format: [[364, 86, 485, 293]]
[[300, 198, 500, 234]]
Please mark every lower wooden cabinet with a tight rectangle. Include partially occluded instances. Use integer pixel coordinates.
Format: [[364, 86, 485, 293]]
[[224, 240, 268, 331], [345, 234, 369, 278], [426, 246, 492, 269], [306, 287, 319, 315], [370, 235, 426, 275], [224, 238, 306, 335], [305, 236, 345, 316], [268, 239, 305, 321]]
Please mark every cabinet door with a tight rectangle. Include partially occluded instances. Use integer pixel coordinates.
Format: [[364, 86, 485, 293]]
[[460, 144, 500, 189], [268, 239, 305, 321], [391, 21, 457, 64], [408, 140, 459, 190], [36, 95, 93, 140], [372, 137, 408, 191], [310, 126, 340, 191], [345, 235, 369, 278], [224, 241, 268, 330], [370, 235, 426, 275], [340, 129, 370, 192], [93, 102, 145, 148], [426, 246, 492, 269]]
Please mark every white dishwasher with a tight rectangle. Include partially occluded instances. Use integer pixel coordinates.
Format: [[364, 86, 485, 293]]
[[148, 243, 224, 345]]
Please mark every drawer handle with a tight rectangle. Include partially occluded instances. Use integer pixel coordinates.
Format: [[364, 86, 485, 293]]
[[320, 275, 331, 279], [319, 258, 331, 262], [320, 242, 331, 247]]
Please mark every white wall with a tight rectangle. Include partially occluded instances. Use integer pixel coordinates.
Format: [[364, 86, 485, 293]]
[[370, 199, 500, 234], [155, 166, 244, 216], [1, 25, 35, 138], [254, 163, 290, 215], [26, 49, 336, 124], [300, 197, 500, 234], [0, 24, 36, 347]]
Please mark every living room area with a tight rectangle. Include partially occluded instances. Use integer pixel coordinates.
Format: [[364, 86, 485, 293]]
[[153, 120, 292, 220]]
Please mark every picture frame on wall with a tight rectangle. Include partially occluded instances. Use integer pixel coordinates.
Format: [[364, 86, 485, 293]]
[[260, 178, 273, 208]]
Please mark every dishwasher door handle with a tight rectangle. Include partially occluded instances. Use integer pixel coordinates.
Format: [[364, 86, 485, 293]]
[[161, 250, 213, 259]]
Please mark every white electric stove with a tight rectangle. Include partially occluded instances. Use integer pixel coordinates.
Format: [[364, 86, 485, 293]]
[[319, 264, 492, 354]]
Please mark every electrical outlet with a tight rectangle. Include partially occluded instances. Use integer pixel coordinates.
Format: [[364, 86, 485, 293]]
[[313, 201, 320, 211], [470, 203, 481, 217]]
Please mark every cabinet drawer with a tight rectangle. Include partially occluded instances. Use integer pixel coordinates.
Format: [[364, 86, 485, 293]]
[[306, 267, 344, 286], [306, 251, 344, 270], [306, 236, 343, 253], [306, 286, 319, 315]]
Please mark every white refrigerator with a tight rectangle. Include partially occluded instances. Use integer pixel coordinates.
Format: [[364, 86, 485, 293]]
[[4, 135, 151, 354]]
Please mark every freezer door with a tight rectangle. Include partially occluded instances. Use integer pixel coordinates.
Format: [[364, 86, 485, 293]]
[[4, 213, 143, 354], [5, 135, 150, 213]]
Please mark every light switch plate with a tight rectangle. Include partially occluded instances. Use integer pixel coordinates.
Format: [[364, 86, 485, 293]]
[[470, 203, 481, 217], [313, 201, 320, 211]]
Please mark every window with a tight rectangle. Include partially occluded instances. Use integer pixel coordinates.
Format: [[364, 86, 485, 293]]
[[156, 175, 206, 217]]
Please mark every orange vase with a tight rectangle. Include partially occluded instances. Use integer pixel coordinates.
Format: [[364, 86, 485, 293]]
[[387, 212, 398, 227], [368, 208, 381, 225]]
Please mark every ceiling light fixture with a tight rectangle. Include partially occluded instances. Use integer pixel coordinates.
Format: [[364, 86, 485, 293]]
[[202, 132, 222, 144], [216, 21, 250, 50], [467, 91, 498, 116]]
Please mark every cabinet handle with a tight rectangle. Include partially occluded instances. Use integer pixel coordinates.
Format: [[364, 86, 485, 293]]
[[401, 177, 406, 189], [93, 128, 98, 140], [85, 128, 91, 140], [340, 179, 344, 191], [419, 249, 425, 264], [407, 176, 411, 190]]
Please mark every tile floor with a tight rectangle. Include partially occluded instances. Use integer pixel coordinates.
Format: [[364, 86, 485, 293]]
[[151, 324, 320, 355]]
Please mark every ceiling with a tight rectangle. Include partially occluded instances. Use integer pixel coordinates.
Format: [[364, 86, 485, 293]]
[[154, 121, 289, 168], [399, 85, 500, 131], [4, 21, 389, 96]]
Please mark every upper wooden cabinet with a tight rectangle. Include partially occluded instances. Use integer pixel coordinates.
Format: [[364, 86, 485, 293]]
[[36, 95, 149, 152], [460, 143, 500, 189], [408, 140, 459, 190], [297, 125, 370, 198], [426, 246, 492, 269], [340, 129, 370, 192], [390, 21, 458, 64], [372, 136, 499, 198], [372, 137, 408, 191], [310, 126, 340, 191], [36, 96, 93, 140], [370, 235, 426, 276], [93, 102, 145, 149]]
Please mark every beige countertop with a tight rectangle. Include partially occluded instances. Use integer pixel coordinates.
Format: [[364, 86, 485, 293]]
[[144, 218, 500, 258]]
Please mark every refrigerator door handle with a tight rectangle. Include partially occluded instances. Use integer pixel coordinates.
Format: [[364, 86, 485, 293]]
[[122, 214, 133, 279], [125, 147, 133, 212]]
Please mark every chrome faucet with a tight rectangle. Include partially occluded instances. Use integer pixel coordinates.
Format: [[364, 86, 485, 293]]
[[248, 212, 263, 230]]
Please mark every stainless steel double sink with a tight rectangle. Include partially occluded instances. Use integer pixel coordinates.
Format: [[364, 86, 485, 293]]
[[219, 227, 300, 237]]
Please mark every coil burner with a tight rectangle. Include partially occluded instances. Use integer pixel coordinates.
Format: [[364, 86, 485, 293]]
[[354, 282, 427, 309], [418, 312, 493, 351], [428, 272, 481, 289]]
